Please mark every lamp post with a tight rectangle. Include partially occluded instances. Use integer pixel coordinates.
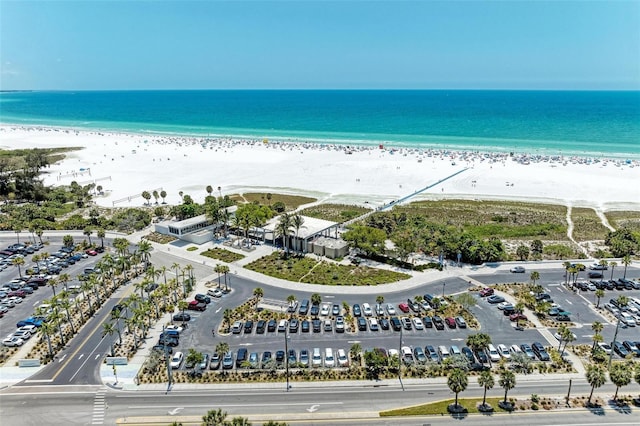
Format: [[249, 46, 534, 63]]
[[442, 281, 446, 298], [398, 325, 405, 391], [284, 319, 290, 392]]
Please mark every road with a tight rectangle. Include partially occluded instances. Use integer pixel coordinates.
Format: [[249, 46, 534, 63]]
[[0, 378, 636, 425]]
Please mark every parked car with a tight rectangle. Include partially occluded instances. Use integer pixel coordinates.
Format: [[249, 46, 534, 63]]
[[331, 304, 340, 316], [385, 304, 396, 315], [362, 303, 373, 316], [2, 336, 24, 347], [337, 348, 349, 367], [425, 345, 439, 362], [532, 342, 550, 361], [432, 315, 445, 330], [487, 295, 505, 304], [597, 342, 612, 355], [413, 346, 427, 363], [455, 316, 467, 328], [479, 287, 494, 297], [369, 318, 379, 331], [357, 317, 367, 331], [401, 317, 412, 330], [194, 293, 211, 304], [301, 320, 310, 333], [613, 341, 629, 358], [519, 344, 536, 360], [622, 341, 640, 357], [170, 351, 184, 369], [444, 317, 457, 328], [209, 353, 221, 369], [390, 317, 402, 331], [256, 320, 266, 334], [412, 317, 424, 330], [267, 319, 277, 332], [352, 304, 362, 317], [497, 344, 511, 359], [222, 352, 234, 369], [398, 302, 410, 313], [487, 344, 501, 362]]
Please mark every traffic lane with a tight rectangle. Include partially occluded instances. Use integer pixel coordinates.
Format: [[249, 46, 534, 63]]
[[471, 294, 548, 343], [14, 292, 127, 386]]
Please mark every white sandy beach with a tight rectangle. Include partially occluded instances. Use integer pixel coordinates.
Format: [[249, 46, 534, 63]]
[[1, 125, 639, 212]]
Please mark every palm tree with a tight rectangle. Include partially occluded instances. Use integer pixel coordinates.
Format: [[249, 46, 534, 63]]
[[610, 362, 632, 402], [58, 273, 71, 293], [215, 342, 229, 358], [12, 256, 25, 278], [466, 333, 492, 364], [102, 323, 117, 356], [48, 277, 59, 297], [253, 287, 264, 301], [58, 296, 76, 334], [222, 309, 232, 331], [530, 271, 540, 286], [591, 321, 603, 349], [447, 368, 468, 409], [214, 264, 223, 288], [275, 212, 292, 256], [138, 239, 153, 268], [595, 289, 605, 308], [563, 261, 571, 285], [499, 369, 516, 405], [184, 264, 194, 292], [291, 213, 305, 254], [228, 416, 252, 426], [40, 320, 56, 359], [585, 364, 606, 406], [83, 227, 94, 245], [376, 295, 385, 305], [311, 293, 322, 306], [621, 254, 631, 279], [609, 261, 617, 280], [80, 279, 95, 314], [478, 370, 495, 409], [202, 408, 228, 426], [219, 264, 230, 291], [35, 227, 44, 244], [206, 185, 213, 196], [350, 343, 362, 364], [97, 228, 106, 248]]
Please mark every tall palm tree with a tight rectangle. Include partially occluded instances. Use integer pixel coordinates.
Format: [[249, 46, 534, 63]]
[[35, 227, 44, 244], [376, 295, 385, 305], [215, 342, 230, 358], [530, 271, 540, 286], [202, 408, 228, 426], [447, 368, 468, 408], [621, 254, 631, 279], [253, 287, 264, 301], [219, 264, 230, 291], [214, 264, 223, 288], [591, 321, 603, 349], [499, 369, 516, 405], [12, 257, 25, 278], [58, 296, 76, 334], [291, 213, 305, 254], [609, 362, 632, 402], [48, 277, 59, 297], [275, 212, 292, 256], [595, 289, 605, 308], [478, 370, 495, 409], [80, 279, 95, 314], [466, 333, 492, 365], [137, 239, 153, 268], [609, 261, 617, 280], [562, 261, 571, 285], [102, 322, 117, 357], [585, 364, 606, 406], [58, 273, 71, 293], [83, 227, 93, 246], [40, 320, 56, 359], [97, 228, 106, 248], [184, 264, 194, 291]]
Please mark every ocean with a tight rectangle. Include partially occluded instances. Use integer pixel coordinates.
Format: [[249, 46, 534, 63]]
[[1, 90, 639, 158]]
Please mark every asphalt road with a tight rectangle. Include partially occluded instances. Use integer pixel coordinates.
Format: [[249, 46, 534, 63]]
[[0, 378, 636, 425]]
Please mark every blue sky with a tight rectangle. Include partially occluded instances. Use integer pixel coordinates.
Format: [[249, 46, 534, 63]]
[[1, 0, 639, 90]]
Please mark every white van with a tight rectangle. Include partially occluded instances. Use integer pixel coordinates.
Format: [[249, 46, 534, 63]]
[[324, 348, 335, 367], [438, 345, 450, 361], [312, 348, 322, 367], [337, 348, 349, 367], [278, 319, 287, 332], [487, 344, 501, 362]]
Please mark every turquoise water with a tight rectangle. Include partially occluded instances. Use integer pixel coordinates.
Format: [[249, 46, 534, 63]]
[[1, 90, 639, 157]]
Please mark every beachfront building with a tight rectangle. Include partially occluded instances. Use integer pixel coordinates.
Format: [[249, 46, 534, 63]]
[[260, 215, 349, 259], [154, 214, 214, 244]]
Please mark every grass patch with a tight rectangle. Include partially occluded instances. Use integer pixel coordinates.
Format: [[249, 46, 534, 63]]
[[228, 192, 316, 211], [245, 252, 410, 285], [142, 232, 177, 244], [300, 203, 372, 223], [389, 200, 567, 240], [605, 210, 640, 232], [201, 248, 245, 263], [186, 246, 198, 252], [380, 397, 510, 416], [571, 207, 609, 241]]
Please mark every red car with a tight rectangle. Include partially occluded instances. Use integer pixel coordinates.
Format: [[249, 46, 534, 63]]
[[445, 317, 457, 328], [509, 313, 527, 322], [398, 302, 410, 313], [187, 300, 206, 311], [8, 290, 26, 298], [85, 249, 98, 256], [479, 288, 494, 297]]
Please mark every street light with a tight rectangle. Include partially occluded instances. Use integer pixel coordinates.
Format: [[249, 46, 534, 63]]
[[442, 281, 446, 298], [284, 319, 290, 392], [398, 324, 405, 391]]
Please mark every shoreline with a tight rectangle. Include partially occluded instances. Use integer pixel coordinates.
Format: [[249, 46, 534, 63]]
[[2, 124, 640, 212], [2, 120, 639, 161]]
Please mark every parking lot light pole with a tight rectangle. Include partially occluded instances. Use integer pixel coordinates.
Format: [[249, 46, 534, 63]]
[[608, 316, 622, 369], [284, 320, 290, 392], [398, 325, 404, 391], [442, 281, 446, 298]]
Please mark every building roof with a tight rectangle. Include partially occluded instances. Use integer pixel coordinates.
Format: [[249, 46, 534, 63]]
[[164, 214, 210, 230], [312, 236, 349, 249], [263, 215, 337, 239]]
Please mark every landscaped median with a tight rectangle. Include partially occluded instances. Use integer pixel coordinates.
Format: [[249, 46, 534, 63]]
[[245, 252, 411, 285], [201, 247, 245, 263]]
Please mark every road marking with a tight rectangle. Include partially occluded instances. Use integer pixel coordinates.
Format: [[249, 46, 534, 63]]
[[215, 307, 222, 313], [58, 354, 67, 363], [325, 295, 335, 298], [127, 402, 344, 409], [91, 389, 106, 424], [79, 354, 84, 360], [307, 404, 320, 413], [565, 300, 573, 305], [168, 407, 183, 415], [347, 340, 361, 344], [33, 301, 40, 306], [24, 379, 53, 383], [69, 336, 109, 382], [238, 343, 253, 346], [451, 338, 464, 341], [95, 354, 101, 360]]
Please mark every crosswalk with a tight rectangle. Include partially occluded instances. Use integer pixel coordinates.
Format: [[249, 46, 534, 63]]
[[91, 388, 106, 424]]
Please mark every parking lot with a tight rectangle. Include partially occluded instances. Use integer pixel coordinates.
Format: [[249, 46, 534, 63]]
[[0, 238, 107, 345]]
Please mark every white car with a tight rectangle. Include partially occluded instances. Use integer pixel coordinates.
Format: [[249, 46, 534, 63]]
[[8, 296, 23, 304], [510, 345, 522, 355], [412, 317, 424, 330], [362, 303, 373, 317], [597, 342, 612, 355], [165, 324, 183, 334], [170, 351, 184, 369], [369, 318, 379, 331], [620, 313, 636, 327], [1, 299, 15, 308], [487, 344, 501, 362], [2, 336, 24, 347], [554, 331, 577, 341], [386, 304, 396, 315], [337, 348, 349, 367], [207, 288, 223, 298], [497, 344, 511, 360], [320, 303, 330, 316], [11, 330, 31, 340], [497, 302, 513, 311], [18, 325, 37, 334]]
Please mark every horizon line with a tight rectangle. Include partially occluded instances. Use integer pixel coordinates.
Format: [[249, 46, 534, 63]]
[[2, 88, 640, 93]]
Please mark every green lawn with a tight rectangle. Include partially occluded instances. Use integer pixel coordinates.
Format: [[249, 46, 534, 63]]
[[245, 252, 410, 285], [380, 397, 511, 416], [300, 203, 372, 223], [228, 192, 317, 211], [201, 248, 245, 263], [571, 207, 609, 241]]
